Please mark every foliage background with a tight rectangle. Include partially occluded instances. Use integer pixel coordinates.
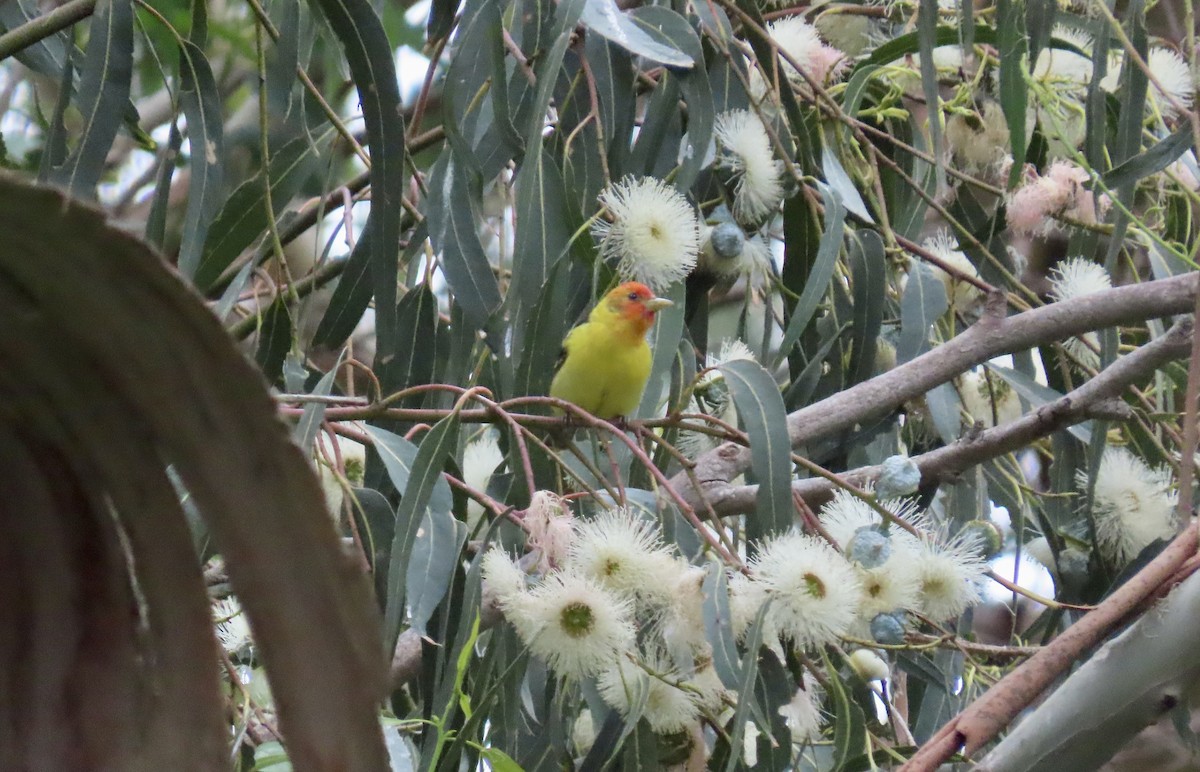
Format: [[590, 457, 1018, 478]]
[[0, 0, 1198, 769]]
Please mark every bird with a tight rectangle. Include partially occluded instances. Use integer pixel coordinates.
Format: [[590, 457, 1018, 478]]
[[549, 281, 674, 420]]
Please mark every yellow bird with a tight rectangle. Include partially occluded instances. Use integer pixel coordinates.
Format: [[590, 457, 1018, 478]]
[[549, 281, 674, 419]]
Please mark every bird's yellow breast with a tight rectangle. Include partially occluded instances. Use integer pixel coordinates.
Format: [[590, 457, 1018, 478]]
[[549, 319, 653, 419]]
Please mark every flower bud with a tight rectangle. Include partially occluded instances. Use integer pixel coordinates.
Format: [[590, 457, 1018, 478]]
[[848, 648, 891, 682], [870, 611, 907, 645], [875, 454, 922, 499], [846, 526, 891, 569]]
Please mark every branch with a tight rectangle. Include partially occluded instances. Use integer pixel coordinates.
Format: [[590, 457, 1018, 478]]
[[974, 567, 1200, 771], [902, 522, 1200, 770], [678, 272, 1199, 510], [705, 320, 1195, 516], [0, 0, 96, 63]]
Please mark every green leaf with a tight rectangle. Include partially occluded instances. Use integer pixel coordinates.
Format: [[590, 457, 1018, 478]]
[[143, 123, 182, 249], [637, 281, 686, 418], [988, 365, 1092, 443], [478, 747, 523, 772], [585, 34, 636, 168], [996, 0, 1028, 187], [847, 229, 886, 385], [254, 296, 292, 384], [514, 260, 572, 401], [194, 135, 318, 290], [405, 503, 467, 638], [293, 351, 346, 449], [580, 0, 694, 69], [897, 264, 949, 364], [629, 7, 709, 189], [856, 25, 996, 70], [377, 283, 439, 398], [309, 0, 407, 371], [823, 145, 873, 223], [925, 381, 962, 444], [824, 652, 869, 770], [510, 150, 574, 314], [1103, 125, 1193, 190], [311, 227, 375, 349], [917, 0, 946, 192], [719, 359, 792, 540], [175, 41, 225, 279], [722, 600, 770, 772], [701, 562, 740, 689], [370, 417, 459, 653], [49, 0, 133, 198], [522, 0, 586, 147], [776, 183, 845, 369], [432, 158, 504, 331]]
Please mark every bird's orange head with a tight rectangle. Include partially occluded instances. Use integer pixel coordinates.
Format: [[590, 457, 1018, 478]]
[[601, 281, 674, 336]]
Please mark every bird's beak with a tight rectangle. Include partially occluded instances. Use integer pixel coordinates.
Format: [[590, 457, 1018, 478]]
[[645, 297, 674, 312]]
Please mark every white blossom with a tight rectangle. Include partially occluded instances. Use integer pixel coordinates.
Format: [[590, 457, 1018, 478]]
[[913, 533, 986, 620], [751, 532, 863, 648], [593, 176, 700, 291], [462, 430, 504, 530], [503, 572, 635, 679], [1083, 446, 1178, 565], [921, 230, 983, 313], [779, 671, 825, 744], [481, 548, 527, 605], [565, 508, 678, 605], [598, 649, 702, 734], [714, 109, 786, 222], [1050, 257, 1113, 368], [213, 597, 253, 657]]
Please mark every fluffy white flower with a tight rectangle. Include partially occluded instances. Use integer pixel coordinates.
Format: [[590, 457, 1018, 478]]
[[593, 176, 699, 291], [958, 369, 1023, 428], [1147, 47, 1194, 119], [913, 534, 986, 620], [750, 16, 847, 103], [1051, 256, 1113, 300], [714, 109, 786, 222], [1082, 446, 1178, 565], [1033, 27, 1094, 87], [462, 431, 504, 529], [565, 508, 678, 604], [751, 532, 863, 648], [818, 489, 926, 554], [503, 572, 635, 678], [658, 563, 710, 655], [945, 102, 1011, 173], [728, 571, 767, 641], [856, 560, 922, 620], [315, 434, 366, 520], [572, 709, 596, 756], [525, 490, 575, 570], [779, 671, 825, 744], [213, 597, 253, 657], [768, 16, 827, 84], [921, 230, 983, 313], [481, 548, 527, 604], [1050, 257, 1113, 368], [598, 650, 702, 734]]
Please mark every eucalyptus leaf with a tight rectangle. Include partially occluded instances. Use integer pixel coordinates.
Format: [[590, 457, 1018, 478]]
[[580, 0, 694, 69]]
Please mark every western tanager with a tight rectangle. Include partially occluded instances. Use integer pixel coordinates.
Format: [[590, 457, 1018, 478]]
[[549, 281, 673, 419]]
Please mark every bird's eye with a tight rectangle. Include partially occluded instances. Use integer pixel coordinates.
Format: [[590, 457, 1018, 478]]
[[627, 291, 640, 301]]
